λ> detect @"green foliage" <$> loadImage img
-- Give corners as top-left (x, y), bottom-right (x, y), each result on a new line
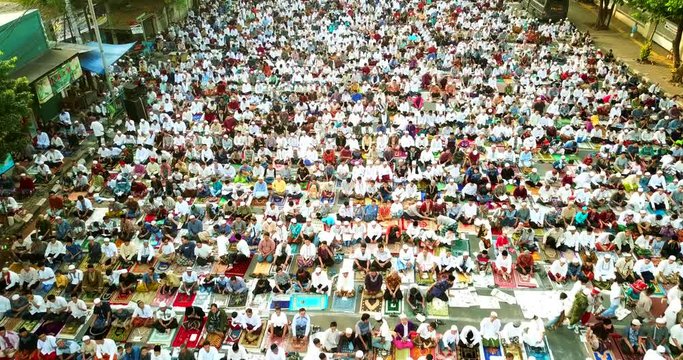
top-left (0, 54), bottom-right (34, 159)
top-left (639, 41), bottom-right (653, 61)
top-left (629, 0), bottom-right (683, 20)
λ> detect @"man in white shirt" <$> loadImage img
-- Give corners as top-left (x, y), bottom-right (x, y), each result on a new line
top-left (335, 267), bottom-right (355, 298)
top-left (66, 294), bottom-right (88, 322)
top-left (634, 257), bottom-right (656, 283)
top-left (26, 294), bottom-right (46, 319)
top-left (36, 334), bottom-right (58, 359)
top-left (440, 325), bottom-right (459, 355)
top-left (95, 338), bottom-right (117, 360)
top-left (0, 268), bottom-right (20, 292)
top-left (45, 294), bottom-right (68, 321)
top-left (265, 344), bottom-right (286, 360)
top-left (268, 306), bottom-right (289, 339)
top-left (547, 258), bottom-right (568, 283)
top-left (500, 321), bottom-right (523, 345)
top-left (131, 300), bottom-right (154, 327)
top-left (669, 317), bottom-right (683, 355)
top-left (656, 255), bottom-right (680, 285)
top-left (480, 312), bottom-right (501, 347)
top-left (311, 267), bottom-right (331, 293)
top-left (197, 341), bottom-right (221, 360)
top-left (137, 240), bottom-right (155, 264)
top-left (150, 345), bottom-right (171, 360)
top-left (180, 267), bottom-right (198, 295)
top-left (494, 250), bottom-right (513, 281)
top-left (226, 343), bottom-right (248, 360)
top-left (594, 255), bottom-right (616, 282)
top-left (37, 264), bottom-right (56, 295)
top-left (320, 322), bottom-right (341, 352)
top-left (65, 265), bottom-right (83, 294)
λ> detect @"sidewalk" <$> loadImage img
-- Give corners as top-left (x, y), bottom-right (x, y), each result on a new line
top-left (567, 0), bottom-right (682, 97)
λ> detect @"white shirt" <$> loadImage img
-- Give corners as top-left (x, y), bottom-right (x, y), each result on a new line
top-left (38, 267), bottom-right (55, 285)
top-left (151, 350), bottom-right (171, 360)
top-left (479, 317), bottom-right (501, 340)
top-left (67, 299), bottom-right (88, 318)
top-left (95, 339), bottom-right (117, 360)
top-left (197, 347), bottom-right (221, 360)
top-left (29, 295), bottom-right (47, 314)
top-left (37, 335), bottom-right (57, 355)
top-left (46, 296), bottom-right (68, 313)
top-left (226, 346), bottom-right (248, 360)
top-left (133, 305), bottom-right (153, 318)
top-left (265, 348), bottom-right (286, 360)
top-left (269, 312), bottom-right (288, 327)
top-left (182, 271), bottom-right (198, 283)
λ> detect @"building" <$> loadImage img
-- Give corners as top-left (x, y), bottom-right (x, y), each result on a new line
top-left (0, 9), bottom-right (84, 124)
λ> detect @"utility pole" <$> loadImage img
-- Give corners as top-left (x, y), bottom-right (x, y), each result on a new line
top-left (86, 0), bottom-right (114, 94)
top-left (63, 0), bottom-right (82, 44)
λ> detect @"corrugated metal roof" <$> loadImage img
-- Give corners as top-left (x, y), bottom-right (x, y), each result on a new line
top-left (11, 48), bottom-right (79, 83)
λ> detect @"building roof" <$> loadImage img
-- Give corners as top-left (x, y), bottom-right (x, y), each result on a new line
top-left (11, 48), bottom-right (80, 83)
top-left (0, 9), bottom-right (34, 28)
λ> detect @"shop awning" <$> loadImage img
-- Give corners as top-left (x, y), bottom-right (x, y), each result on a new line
top-left (12, 48), bottom-right (80, 83)
top-left (79, 41), bottom-right (135, 75)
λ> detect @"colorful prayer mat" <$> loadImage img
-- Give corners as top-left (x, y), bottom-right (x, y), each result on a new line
top-left (426, 298), bottom-right (449, 318)
top-left (359, 293), bottom-right (384, 313)
top-left (289, 293), bottom-right (328, 311)
top-left (331, 293), bottom-right (358, 313)
top-left (239, 322), bottom-right (266, 349)
top-left (227, 292), bottom-right (248, 308)
top-left (384, 299), bottom-right (403, 316)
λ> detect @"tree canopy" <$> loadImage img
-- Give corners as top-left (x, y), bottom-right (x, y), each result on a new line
top-left (0, 54), bottom-right (34, 159)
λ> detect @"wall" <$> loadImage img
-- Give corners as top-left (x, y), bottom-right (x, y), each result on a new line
top-left (613, 4), bottom-right (678, 54)
top-left (0, 10), bottom-right (49, 69)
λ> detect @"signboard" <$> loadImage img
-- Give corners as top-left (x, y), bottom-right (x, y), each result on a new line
top-left (48, 57), bottom-right (83, 93)
top-left (35, 76), bottom-right (54, 104)
top-left (130, 24), bottom-right (144, 34)
top-left (35, 57), bottom-right (83, 104)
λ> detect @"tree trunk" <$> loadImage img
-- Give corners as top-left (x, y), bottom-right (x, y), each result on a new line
top-left (646, 19), bottom-right (659, 43)
top-left (673, 19), bottom-right (683, 69)
top-left (596, 0), bottom-right (611, 30)
top-left (606, 0), bottom-right (617, 28)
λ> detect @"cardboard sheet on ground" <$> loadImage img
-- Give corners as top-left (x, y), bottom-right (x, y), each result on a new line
top-left (478, 296), bottom-right (501, 309)
top-left (448, 289), bottom-right (479, 308)
top-left (514, 290), bottom-right (560, 319)
top-left (491, 288), bottom-right (517, 305)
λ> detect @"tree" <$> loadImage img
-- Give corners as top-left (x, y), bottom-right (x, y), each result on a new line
top-left (629, 0), bottom-right (683, 78)
top-left (0, 55), bottom-right (34, 160)
top-left (596, 0), bottom-right (623, 30)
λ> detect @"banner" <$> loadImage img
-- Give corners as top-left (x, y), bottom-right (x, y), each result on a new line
top-left (35, 76), bottom-right (54, 104)
top-left (48, 57), bottom-right (82, 93)
top-left (0, 154), bottom-right (15, 176)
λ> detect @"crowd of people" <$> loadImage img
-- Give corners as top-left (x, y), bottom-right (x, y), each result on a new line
top-left (1, 0), bottom-right (683, 358)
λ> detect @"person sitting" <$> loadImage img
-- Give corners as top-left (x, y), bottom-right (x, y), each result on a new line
top-left (353, 243), bottom-right (372, 272)
top-left (363, 269), bottom-right (383, 299)
top-left (372, 244), bottom-right (392, 271)
top-left (154, 302), bottom-right (178, 333)
top-left (205, 303), bottom-right (228, 346)
top-left (516, 250), bottom-right (535, 277)
top-left (291, 308), bottom-right (311, 345)
top-left (547, 258), bottom-right (568, 284)
top-left (393, 314), bottom-right (417, 349)
top-left (297, 238), bottom-right (317, 269)
top-left (273, 266), bottom-right (292, 294)
top-left (413, 321), bottom-right (437, 349)
top-left (426, 275), bottom-right (455, 303)
top-left (267, 306), bottom-right (289, 339)
top-left (180, 267), bottom-right (198, 295)
top-left (336, 267), bottom-right (355, 298)
top-left (416, 247), bottom-right (436, 280)
top-left (384, 271), bottom-right (403, 301)
top-left (131, 300), bottom-right (154, 327)
top-left (493, 250), bottom-right (513, 281)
